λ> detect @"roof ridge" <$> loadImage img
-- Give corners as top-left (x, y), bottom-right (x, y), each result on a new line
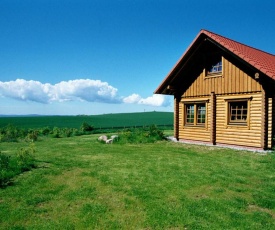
top-left (154, 29), bottom-right (275, 95)
top-left (201, 29), bottom-right (275, 57)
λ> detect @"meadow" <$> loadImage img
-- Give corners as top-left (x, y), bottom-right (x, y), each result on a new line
top-left (0, 133), bottom-right (274, 229)
top-left (0, 111), bottom-right (173, 129)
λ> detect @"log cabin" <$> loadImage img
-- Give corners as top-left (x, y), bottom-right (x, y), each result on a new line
top-left (154, 30), bottom-right (275, 150)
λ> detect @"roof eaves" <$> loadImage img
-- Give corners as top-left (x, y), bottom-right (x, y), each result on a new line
top-left (154, 30), bottom-right (207, 94)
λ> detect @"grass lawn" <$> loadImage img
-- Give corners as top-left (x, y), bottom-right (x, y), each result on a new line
top-left (0, 135), bottom-right (274, 229)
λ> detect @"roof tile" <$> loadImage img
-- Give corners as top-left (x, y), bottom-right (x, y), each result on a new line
top-left (202, 30), bottom-right (275, 80)
top-left (154, 30), bottom-right (275, 94)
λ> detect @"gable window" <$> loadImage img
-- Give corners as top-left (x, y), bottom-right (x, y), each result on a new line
top-left (205, 56), bottom-right (223, 77)
top-left (208, 60), bottom-right (222, 74)
top-left (228, 101), bottom-right (248, 125)
top-left (185, 103), bottom-right (206, 126)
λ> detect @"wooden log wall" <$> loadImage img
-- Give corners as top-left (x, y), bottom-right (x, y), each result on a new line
top-left (182, 57), bottom-right (262, 97)
top-left (261, 89), bottom-right (267, 149)
top-left (273, 95), bottom-right (275, 148)
top-left (179, 98), bottom-right (211, 142)
top-left (210, 92), bottom-right (216, 145)
top-left (215, 93), bottom-right (262, 148)
top-left (174, 97), bottom-right (179, 139)
top-left (176, 55), bottom-right (268, 148)
top-left (267, 96), bottom-right (274, 149)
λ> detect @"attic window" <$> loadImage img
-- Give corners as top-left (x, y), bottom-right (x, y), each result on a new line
top-left (206, 57), bottom-right (222, 77)
top-left (209, 60), bottom-right (222, 73)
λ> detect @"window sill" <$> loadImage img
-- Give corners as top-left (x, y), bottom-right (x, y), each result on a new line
top-left (229, 122), bottom-right (247, 125)
top-left (205, 72), bottom-right (222, 78)
top-left (226, 123), bottom-right (249, 130)
top-left (184, 124), bottom-right (206, 128)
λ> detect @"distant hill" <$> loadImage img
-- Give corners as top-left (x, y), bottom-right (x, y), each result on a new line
top-left (0, 111), bottom-right (173, 129)
top-left (0, 114), bottom-right (44, 117)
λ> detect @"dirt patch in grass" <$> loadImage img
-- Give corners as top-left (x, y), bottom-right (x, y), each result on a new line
top-left (248, 205), bottom-right (275, 218)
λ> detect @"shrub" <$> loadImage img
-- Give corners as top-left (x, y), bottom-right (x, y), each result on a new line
top-left (50, 127), bottom-right (80, 138)
top-left (0, 152), bottom-right (14, 187)
top-left (62, 128), bottom-right (74, 137)
top-left (26, 130), bottom-right (39, 142)
top-left (0, 169), bottom-right (14, 187)
top-left (51, 127), bottom-right (61, 138)
top-left (0, 124), bottom-right (26, 142)
top-left (116, 125), bottom-right (165, 144)
top-left (80, 122), bottom-right (94, 132)
top-left (0, 145), bottom-right (36, 187)
top-left (0, 125), bottom-right (39, 142)
top-left (40, 127), bottom-right (51, 135)
top-left (0, 152), bottom-right (10, 170)
top-left (16, 144), bottom-right (36, 171)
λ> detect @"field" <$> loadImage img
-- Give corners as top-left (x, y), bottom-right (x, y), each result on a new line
top-left (0, 134), bottom-right (275, 229)
top-left (0, 111), bottom-right (173, 129)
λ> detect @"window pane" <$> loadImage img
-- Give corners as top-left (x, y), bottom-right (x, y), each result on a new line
top-left (197, 103), bottom-right (206, 124)
top-left (229, 101), bottom-right (248, 124)
top-left (209, 60), bottom-right (222, 73)
top-left (186, 105), bottom-right (194, 124)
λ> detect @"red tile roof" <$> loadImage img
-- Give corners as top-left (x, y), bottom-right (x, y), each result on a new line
top-left (202, 29), bottom-right (275, 80)
top-left (155, 30), bottom-right (275, 94)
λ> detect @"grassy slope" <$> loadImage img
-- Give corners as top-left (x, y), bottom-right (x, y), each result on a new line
top-left (0, 112), bottom-right (173, 129)
top-left (0, 135), bottom-right (274, 229)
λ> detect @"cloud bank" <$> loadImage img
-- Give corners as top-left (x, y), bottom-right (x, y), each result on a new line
top-left (0, 79), bottom-right (170, 107)
top-left (123, 93), bottom-right (170, 107)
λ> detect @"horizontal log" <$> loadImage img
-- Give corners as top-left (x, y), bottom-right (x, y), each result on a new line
top-left (180, 136), bottom-right (210, 142)
top-left (216, 141), bottom-right (261, 147)
top-left (216, 133), bottom-right (261, 139)
top-left (179, 130), bottom-right (210, 135)
top-left (216, 138), bottom-right (261, 146)
top-left (217, 132), bottom-right (261, 138)
top-left (179, 131), bottom-right (210, 136)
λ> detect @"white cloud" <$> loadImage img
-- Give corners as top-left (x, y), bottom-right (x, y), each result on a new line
top-left (123, 93), bottom-right (142, 104)
top-left (0, 79), bottom-right (171, 107)
top-left (139, 94), bottom-right (169, 106)
top-left (124, 93), bottom-right (170, 107)
top-left (51, 79), bottom-right (119, 103)
top-left (0, 79), bottom-right (120, 104)
top-left (0, 79), bottom-right (51, 103)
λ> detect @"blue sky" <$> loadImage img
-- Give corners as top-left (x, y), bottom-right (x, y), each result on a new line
top-left (0, 0), bottom-right (275, 115)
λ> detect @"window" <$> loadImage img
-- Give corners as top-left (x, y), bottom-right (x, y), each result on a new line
top-left (205, 56), bottom-right (223, 77)
top-left (224, 97), bottom-right (251, 128)
top-left (208, 60), bottom-right (222, 74)
top-left (185, 103), bottom-right (206, 126)
top-left (228, 101), bottom-right (248, 125)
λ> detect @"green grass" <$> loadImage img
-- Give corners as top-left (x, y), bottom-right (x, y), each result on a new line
top-left (0, 135), bottom-right (274, 229)
top-left (0, 111), bottom-right (173, 129)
